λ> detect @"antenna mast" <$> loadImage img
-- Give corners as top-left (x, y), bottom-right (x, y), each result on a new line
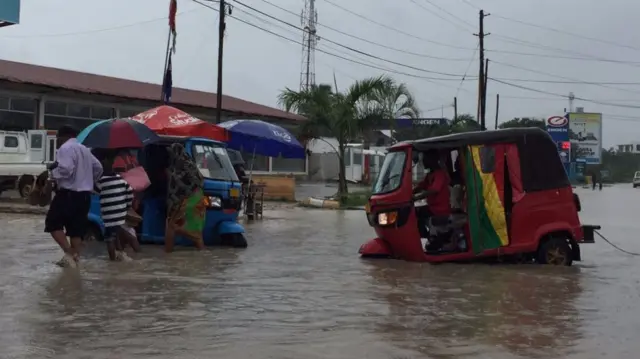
top-left (300, 0), bottom-right (318, 91)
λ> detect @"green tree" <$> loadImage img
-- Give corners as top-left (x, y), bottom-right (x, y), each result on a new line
top-left (361, 79), bottom-right (420, 148)
top-left (498, 117), bottom-right (546, 129)
top-left (278, 76), bottom-right (393, 200)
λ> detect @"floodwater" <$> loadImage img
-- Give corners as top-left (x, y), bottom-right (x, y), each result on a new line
top-left (1, 186), bottom-right (640, 359)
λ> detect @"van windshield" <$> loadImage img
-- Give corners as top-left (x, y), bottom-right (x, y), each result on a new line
top-left (372, 151), bottom-right (407, 194)
top-left (192, 143), bottom-right (239, 182)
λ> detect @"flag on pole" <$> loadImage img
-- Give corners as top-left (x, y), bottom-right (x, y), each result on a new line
top-left (162, 55), bottom-right (173, 104)
top-left (169, 0), bottom-right (177, 52)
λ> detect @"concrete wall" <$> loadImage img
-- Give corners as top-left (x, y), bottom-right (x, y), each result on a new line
top-left (308, 152), bottom-right (340, 181)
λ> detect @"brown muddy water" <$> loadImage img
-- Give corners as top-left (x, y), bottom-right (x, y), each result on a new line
top-left (0, 186), bottom-right (639, 358)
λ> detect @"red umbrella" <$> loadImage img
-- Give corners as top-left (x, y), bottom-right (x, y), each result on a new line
top-left (130, 105), bottom-right (229, 141)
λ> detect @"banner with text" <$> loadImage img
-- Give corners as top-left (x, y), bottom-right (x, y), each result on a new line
top-left (568, 112), bottom-right (602, 164)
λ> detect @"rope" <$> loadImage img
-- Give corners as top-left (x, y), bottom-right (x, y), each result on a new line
top-left (595, 230), bottom-right (640, 256)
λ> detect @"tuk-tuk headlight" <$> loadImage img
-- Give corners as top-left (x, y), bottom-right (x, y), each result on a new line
top-left (204, 195), bottom-right (222, 208)
top-left (378, 211), bottom-right (398, 226)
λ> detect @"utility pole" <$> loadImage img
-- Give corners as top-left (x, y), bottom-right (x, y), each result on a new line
top-left (481, 58), bottom-right (489, 130)
top-left (474, 10), bottom-right (490, 129)
top-left (494, 94), bottom-right (500, 130)
top-left (216, 0), bottom-right (231, 124)
top-left (453, 96), bottom-right (458, 120)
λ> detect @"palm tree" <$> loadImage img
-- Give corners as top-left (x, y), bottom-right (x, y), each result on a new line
top-left (361, 79), bottom-right (420, 147)
top-left (278, 76), bottom-right (392, 200)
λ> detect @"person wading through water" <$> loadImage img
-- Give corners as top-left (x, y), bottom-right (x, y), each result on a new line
top-left (45, 125), bottom-right (103, 268)
top-left (165, 143), bottom-right (206, 252)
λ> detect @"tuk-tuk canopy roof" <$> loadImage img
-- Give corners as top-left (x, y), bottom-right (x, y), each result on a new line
top-left (393, 128), bottom-right (552, 151)
top-left (395, 127), bottom-right (570, 193)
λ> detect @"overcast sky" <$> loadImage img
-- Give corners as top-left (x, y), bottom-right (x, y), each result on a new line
top-left (1, 0), bottom-right (639, 147)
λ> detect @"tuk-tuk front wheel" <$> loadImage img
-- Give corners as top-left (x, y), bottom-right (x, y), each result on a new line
top-left (537, 237), bottom-right (573, 266)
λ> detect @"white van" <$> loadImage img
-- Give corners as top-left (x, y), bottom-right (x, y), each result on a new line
top-left (633, 171), bottom-right (640, 188)
top-left (0, 130), bottom-right (56, 197)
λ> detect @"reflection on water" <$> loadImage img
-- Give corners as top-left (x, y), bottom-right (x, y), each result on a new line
top-left (1, 188), bottom-right (640, 358)
top-left (367, 261), bottom-right (583, 358)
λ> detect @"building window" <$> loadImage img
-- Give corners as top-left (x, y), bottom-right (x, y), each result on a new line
top-left (120, 108), bottom-right (143, 118)
top-left (10, 98), bottom-right (37, 113)
top-left (4, 136), bottom-right (19, 148)
top-left (45, 101), bottom-right (67, 116)
top-left (67, 103), bottom-right (91, 118)
top-left (272, 157), bottom-right (306, 173)
top-left (91, 106), bottom-right (114, 119)
top-left (0, 109), bottom-right (35, 132)
top-left (353, 149), bottom-right (363, 165)
top-left (0, 97), bottom-right (9, 110)
top-left (44, 115), bottom-right (95, 131)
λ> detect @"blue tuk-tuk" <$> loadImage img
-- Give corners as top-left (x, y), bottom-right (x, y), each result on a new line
top-left (85, 136), bottom-right (247, 248)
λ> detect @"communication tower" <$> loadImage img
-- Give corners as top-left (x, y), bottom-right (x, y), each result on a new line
top-left (299, 0), bottom-right (318, 91)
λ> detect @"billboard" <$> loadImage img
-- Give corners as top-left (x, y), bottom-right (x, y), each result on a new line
top-left (546, 115), bottom-right (570, 172)
top-left (568, 112), bottom-right (602, 164)
top-left (0, 0), bottom-right (20, 27)
top-left (395, 117), bottom-right (447, 128)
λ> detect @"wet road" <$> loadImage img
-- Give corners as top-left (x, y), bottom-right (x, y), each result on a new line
top-left (1, 186), bottom-right (640, 358)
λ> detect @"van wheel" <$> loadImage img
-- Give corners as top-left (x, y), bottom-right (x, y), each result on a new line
top-left (18, 176), bottom-right (34, 198)
top-left (83, 225), bottom-right (103, 242)
top-left (634, 184), bottom-right (639, 188)
top-left (537, 237), bottom-right (573, 266)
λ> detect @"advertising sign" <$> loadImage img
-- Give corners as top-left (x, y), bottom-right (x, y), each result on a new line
top-left (396, 118), bottom-right (447, 128)
top-left (568, 112), bottom-right (602, 164)
top-left (546, 115), bottom-right (569, 142)
top-left (0, 0), bottom-right (20, 27)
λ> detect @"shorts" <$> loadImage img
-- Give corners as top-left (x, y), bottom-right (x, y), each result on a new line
top-left (44, 189), bottom-right (91, 238)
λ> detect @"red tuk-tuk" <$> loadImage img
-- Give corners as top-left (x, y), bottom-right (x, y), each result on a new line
top-left (359, 128), bottom-right (599, 265)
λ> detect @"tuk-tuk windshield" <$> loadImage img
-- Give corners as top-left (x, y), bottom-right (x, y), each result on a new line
top-left (372, 151), bottom-right (407, 194)
top-left (192, 143), bottom-right (239, 182)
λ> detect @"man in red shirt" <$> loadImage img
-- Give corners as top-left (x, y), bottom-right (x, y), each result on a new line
top-left (414, 150), bottom-right (452, 251)
top-left (415, 151), bottom-right (451, 216)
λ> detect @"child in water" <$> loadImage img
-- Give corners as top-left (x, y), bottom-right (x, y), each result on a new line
top-left (95, 153), bottom-right (136, 261)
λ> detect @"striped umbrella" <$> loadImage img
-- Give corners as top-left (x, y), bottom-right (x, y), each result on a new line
top-left (77, 118), bottom-right (160, 149)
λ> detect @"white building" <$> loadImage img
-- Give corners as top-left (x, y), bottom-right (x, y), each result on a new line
top-left (617, 143), bottom-right (640, 154)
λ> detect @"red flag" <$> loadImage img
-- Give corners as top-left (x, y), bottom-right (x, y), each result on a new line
top-left (169, 0), bottom-right (177, 34)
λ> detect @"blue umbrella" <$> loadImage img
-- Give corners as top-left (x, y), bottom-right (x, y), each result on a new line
top-left (218, 120), bottom-right (305, 159)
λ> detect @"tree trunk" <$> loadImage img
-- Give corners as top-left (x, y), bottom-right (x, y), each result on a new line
top-left (337, 141), bottom-right (349, 202)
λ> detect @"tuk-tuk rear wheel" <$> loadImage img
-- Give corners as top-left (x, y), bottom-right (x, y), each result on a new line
top-left (537, 237), bottom-right (573, 266)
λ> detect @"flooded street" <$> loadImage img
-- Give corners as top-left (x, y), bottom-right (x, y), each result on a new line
top-left (1, 186), bottom-right (640, 358)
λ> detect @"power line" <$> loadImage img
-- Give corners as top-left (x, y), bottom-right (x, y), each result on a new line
top-left (455, 44), bottom-right (478, 97)
top-left (258, 0), bottom-right (640, 66)
top-left (230, 0), bottom-right (468, 77)
top-left (257, 0), bottom-right (473, 62)
top-left (486, 48), bottom-right (640, 65)
top-left (491, 34), bottom-right (640, 69)
top-left (458, 0), bottom-right (481, 10)
top-left (323, 0), bottom-right (476, 50)
top-left (420, 0), bottom-right (475, 29)
top-left (0, 10), bottom-right (198, 39)
top-left (192, 0), bottom-right (474, 89)
top-left (492, 14), bottom-right (640, 52)
top-left (408, 0), bottom-right (473, 32)
top-left (491, 60), bottom-right (640, 95)
top-left (490, 77), bottom-right (640, 109)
